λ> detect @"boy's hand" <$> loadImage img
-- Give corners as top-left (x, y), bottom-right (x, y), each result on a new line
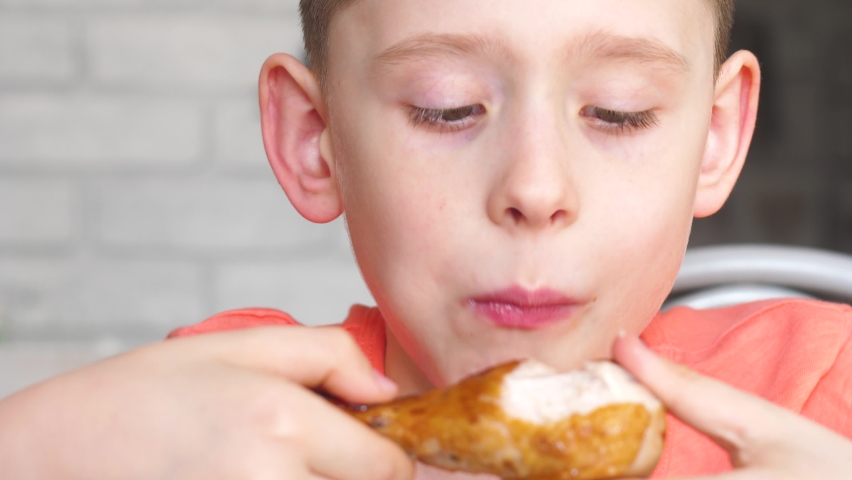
top-left (0, 327), bottom-right (414, 480)
top-left (613, 334), bottom-right (852, 480)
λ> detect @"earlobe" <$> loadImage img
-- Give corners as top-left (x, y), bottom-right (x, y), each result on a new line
top-left (693, 50), bottom-right (762, 218)
top-left (259, 53), bottom-right (343, 224)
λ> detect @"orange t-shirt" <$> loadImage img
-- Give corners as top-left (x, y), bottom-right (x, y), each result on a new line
top-left (168, 298), bottom-right (852, 478)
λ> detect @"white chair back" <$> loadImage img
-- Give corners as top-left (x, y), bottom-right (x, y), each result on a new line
top-left (664, 245), bottom-right (852, 310)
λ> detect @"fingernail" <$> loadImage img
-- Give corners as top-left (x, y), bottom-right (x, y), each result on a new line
top-left (372, 370), bottom-right (398, 394)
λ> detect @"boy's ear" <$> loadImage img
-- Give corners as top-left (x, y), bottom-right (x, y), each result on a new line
top-left (693, 50), bottom-right (762, 218)
top-left (259, 53), bottom-right (342, 223)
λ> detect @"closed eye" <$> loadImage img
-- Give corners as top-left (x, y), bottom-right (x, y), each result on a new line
top-left (409, 104), bottom-right (486, 132)
top-left (581, 106), bottom-right (658, 134)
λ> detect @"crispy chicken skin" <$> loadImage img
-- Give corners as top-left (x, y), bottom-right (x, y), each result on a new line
top-left (349, 360), bottom-right (666, 480)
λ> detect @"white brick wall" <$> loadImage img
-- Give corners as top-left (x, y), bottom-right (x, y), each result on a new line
top-left (0, 0), bottom-right (375, 354)
top-left (0, 15), bottom-right (77, 84)
top-left (88, 15), bottom-right (303, 91)
top-left (215, 257), bottom-right (373, 327)
top-left (0, 179), bottom-right (77, 246)
top-left (0, 257), bottom-right (205, 338)
top-left (215, 97), bottom-right (269, 170)
top-left (0, 0), bottom-right (298, 9)
top-left (0, 94), bottom-right (203, 167)
top-left (95, 178), bottom-right (329, 252)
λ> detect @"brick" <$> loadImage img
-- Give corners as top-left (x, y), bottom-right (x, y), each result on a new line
top-left (0, 16), bottom-right (77, 83)
top-left (0, 178), bottom-right (77, 246)
top-left (0, 0), bottom-right (298, 11)
top-left (0, 94), bottom-right (202, 168)
top-left (0, 257), bottom-right (204, 339)
top-left (214, 97), bottom-right (269, 170)
top-left (88, 14), bottom-right (303, 91)
top-left (328, 217), bottom-right (356, 255)
top-left (95, 178), bottom-right (330, 251)
top-left (215, 257), bottom-right (375, 326)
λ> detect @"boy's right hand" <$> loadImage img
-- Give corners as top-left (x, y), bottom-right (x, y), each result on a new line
top-left (0, 327), bottom-right (414, 480)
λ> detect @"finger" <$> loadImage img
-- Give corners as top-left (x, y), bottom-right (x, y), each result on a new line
top-left (284, 383), bottom-right (414, 480)
top-left (619, 473), bottom-right (766, 480)
top-left (262, 455), bottom-right (332, 480)
top-left (612, 334), bottom-right (801, 462)
top-left (674, 469), bottom-right (787, 480)
top-left (670, 473), bottom-right (771, 480)
top-left (247, 454), bottom-right (327, 480)
top-left (171, 326), bottom-right (398, 405)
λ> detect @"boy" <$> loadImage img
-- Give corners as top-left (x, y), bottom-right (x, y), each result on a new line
top-left (0, 0), bottom-right (850, 478)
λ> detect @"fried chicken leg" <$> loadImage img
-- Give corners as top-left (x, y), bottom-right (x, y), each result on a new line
top-left (348, 360), bottom-right (665, 480)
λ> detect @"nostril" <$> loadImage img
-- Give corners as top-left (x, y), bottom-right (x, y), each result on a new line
top-left (509, 207), bottom-right (523, 222)
top-left (551, 210), bottom-right (569, 224)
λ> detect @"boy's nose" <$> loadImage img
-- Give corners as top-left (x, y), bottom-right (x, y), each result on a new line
top-left (486, 121), bottom-right (580, 231)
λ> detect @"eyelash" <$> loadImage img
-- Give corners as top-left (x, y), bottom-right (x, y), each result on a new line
top-left (409, 105), bottom-right (485, 132)
top-left (407, 104), bottom-right (658, 135)
top-left (582, 106), bottom-right (659, 134)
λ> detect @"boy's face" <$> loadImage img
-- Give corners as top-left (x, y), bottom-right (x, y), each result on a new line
top-left (324, 0), bottom-right (717, 386)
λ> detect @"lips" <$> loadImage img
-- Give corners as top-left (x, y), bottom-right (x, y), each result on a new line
top-left (468, 286), bottom-right (581, 330)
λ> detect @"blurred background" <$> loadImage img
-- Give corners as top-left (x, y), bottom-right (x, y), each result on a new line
top-left (0, 0), bottom-right (850, 396)
top-left (691, 0), bottom-right (852, 251)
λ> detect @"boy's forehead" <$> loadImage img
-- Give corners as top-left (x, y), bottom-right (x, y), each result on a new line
top-left (332, 0), bottom-right (714, 76)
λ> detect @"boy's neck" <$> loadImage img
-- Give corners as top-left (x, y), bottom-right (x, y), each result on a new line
top-left (384, 326), bottom-right (435, 396)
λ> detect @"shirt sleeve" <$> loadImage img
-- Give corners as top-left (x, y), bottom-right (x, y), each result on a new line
top-left (166, 308), bottom-right (300, 339)
top-left (799, 307), bottom-right (852, 439)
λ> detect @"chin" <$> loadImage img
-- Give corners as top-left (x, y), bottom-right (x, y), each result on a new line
top-left (435, 317), bottom-right (619, 385)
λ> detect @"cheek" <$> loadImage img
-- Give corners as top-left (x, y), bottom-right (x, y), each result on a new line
top-left (586, 136), bottom-right (703, 327)
top-left (334, 114), bottom-right (461, 300)
top-left (335, 120), bottom-right (469, 381)
top-left (611, 174), bottom-right (694, 322)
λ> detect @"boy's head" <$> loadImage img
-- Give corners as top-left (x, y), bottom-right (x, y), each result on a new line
top-left (258, 0), bottom-right (760, 391)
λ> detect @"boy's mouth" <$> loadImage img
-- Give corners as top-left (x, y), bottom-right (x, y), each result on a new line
top-left (467, 286), bottom-right (581, 330)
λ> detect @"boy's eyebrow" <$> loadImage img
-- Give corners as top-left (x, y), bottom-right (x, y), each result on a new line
top-left (371, 32), bottom-right (689, 74)
top-left (576, 31), bottom-right (690, 74)
top-left (372, 33), bottom-right (515, 70)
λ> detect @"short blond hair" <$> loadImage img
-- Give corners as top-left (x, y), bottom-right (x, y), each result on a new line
top-left (300, 0), bottom-right (735, 85)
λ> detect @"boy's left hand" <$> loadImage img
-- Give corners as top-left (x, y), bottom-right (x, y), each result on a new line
top-left (613, 334), bottom-right (852, 480)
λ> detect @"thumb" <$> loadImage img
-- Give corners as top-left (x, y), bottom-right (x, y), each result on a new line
top-left (612, 334), bottom-right (797, 467)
